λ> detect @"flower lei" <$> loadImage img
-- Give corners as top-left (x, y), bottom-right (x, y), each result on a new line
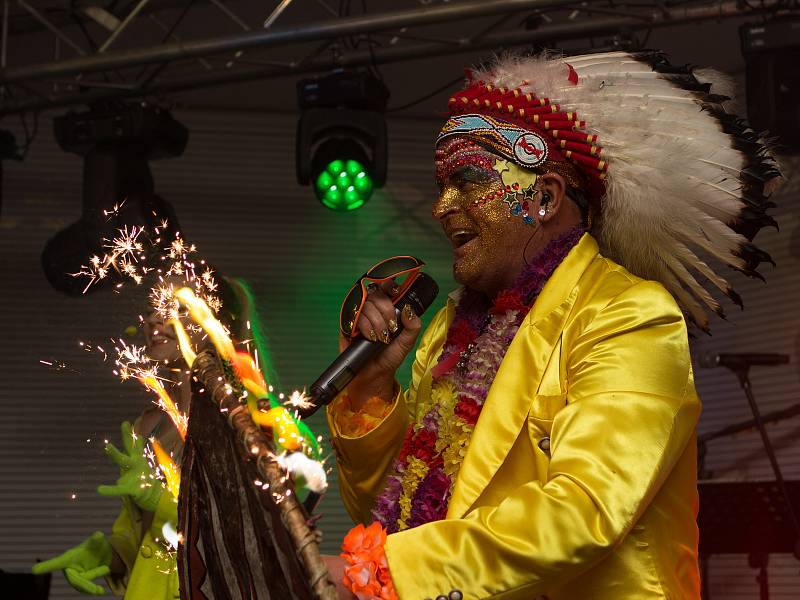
top-left (372, 227), bottom-right (585, 533)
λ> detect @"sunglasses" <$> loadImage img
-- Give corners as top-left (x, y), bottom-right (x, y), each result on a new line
top-left (339, 255), bottom-right (425, 339)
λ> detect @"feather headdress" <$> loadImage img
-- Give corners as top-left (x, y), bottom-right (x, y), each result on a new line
top-left (439, 51), bottom-right (780, 332)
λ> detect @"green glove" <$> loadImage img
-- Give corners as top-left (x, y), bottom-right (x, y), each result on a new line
top-left (31, 531), bottom-right (112, 595)
top-left (97, 420), bottom-right (163, 512)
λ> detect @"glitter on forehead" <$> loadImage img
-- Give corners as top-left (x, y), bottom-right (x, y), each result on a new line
top-left (434, 136), bottom-right (500, 188)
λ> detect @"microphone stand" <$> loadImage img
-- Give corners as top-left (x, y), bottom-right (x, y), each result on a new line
top-left (697, 402), bottom-right (800, 479)
top-left (729, 364), bottom-right (800, 600)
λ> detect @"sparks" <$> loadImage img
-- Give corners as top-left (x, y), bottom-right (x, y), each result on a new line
top-left (286, 390), bottom-right (315, 411)
top-left (151, 438), bottom-right (181, 500)
top-left (139, 375), bottom-right (187, 441)
top-left (72, 225), bottom-right (146, 293)
top-left (102, 199), bottom-right (126, 219)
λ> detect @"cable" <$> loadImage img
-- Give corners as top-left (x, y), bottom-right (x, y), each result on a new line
top-left (386, 75), bottom-right (464, 113)
top-left (18, 111), bottom-right (38, 159)
top-left (361, 0), bottom-right (384, 82)
top-left (136, 0), bottom-right (197, 89)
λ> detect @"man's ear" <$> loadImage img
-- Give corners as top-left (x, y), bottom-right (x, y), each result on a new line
top-left (535, 172), bottom-right (567, 223)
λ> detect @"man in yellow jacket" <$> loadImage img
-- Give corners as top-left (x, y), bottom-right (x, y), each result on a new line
top-left (325, 52), bottom-right (778, 599)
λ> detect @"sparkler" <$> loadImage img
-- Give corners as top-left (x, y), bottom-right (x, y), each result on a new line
top-left (110, 338), bottom-right (188, 439)
top-left (139, 375), bottom-right (188, 441)
top-left (72, 225), bottom-right (148, 293)
top-left (286, 390), bottom-right (315, 412)
top-left (67, 217), bottom-right (326, 508)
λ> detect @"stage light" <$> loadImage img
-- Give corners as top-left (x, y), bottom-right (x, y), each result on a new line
top-left (296, 70), bottom-right (388, 211)
top-left (311, 138), bottom-right (374, 211)
top-left (740, 18), bottom-right (800, 154)
top-left (42, 102), bottom-right (187, 295)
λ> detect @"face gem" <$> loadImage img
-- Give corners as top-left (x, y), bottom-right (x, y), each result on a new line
top-left (435, 137), bottom-right (499, 191)
top-left (490, 158), bottom-right (540, 225)
top-left (522, 184), bottom-right (538, 201)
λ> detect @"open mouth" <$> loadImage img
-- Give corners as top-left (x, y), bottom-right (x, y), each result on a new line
top-left (148, 327), bottom-right (176, 346)
top-left (449, 230), bottom-right (478, 249)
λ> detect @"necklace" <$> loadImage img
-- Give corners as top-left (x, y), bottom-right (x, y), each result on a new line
top-left (372, 227), bottom-right (586, 533)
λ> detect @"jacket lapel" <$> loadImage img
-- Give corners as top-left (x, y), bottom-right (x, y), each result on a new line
top-left (446, 233), bottom-right (599, 518)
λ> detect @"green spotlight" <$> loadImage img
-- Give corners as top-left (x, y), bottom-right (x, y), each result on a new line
top-left (296, 72), bottom-right (388, 211)
top-left (314, 157), bottom-right (372, 211)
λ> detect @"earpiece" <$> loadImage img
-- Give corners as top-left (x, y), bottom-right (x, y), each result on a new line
top-left (538, 192), bottom-right (551, 217)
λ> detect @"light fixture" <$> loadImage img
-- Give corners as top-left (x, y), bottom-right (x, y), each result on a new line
top-left (296, 70), bottom-right (388, 211)
top-left (740, 18), bottom-right (800, 154)
top-left (42, 102), bottom-right (187, 295)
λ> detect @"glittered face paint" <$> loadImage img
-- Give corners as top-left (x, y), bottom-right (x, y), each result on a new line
top-left (435, 136), bottom-right (543, 225)
top-left (433, 136), bottom-right (541, 296)
top-left (435, 137), bottom-right (499, 191)
top-left (492, 158), bottom-right (541, 225)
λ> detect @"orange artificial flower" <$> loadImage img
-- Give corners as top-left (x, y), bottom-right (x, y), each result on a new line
top-left (341, 523), bottom-right (398, 600)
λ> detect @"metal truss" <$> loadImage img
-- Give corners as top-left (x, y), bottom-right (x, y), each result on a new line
top-left (0, 0), bottom-right (794, 116)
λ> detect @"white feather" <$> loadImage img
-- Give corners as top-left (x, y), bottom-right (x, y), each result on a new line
top-left (471, 52), bottom-right (773, 325)
top-left (277, 452), bottom-right (328, 493)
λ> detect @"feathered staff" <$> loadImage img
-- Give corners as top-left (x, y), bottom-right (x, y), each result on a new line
top-left (178, 349), bottom-right (336, 600)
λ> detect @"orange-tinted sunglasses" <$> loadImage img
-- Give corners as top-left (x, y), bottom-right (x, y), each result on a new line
top-left (339, 255), bottom-right (425, 339)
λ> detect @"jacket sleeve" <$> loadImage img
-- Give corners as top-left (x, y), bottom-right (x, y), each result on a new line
top-left (327, 306), bottom-right (451, 524)
top-left (383, 280), bottom-right (701, 599)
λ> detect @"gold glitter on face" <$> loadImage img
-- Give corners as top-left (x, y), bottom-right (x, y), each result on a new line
top-left (433, 152), bottom-right (541, 296)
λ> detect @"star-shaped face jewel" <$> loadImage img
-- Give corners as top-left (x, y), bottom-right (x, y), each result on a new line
top-left (492, 158), bottom-right (510, 177)
top-left (522, 184), bottom-right (538, 201)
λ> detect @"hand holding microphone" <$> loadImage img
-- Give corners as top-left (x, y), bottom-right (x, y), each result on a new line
top-left (302, 257), bottom-right (438, 418)
top-left (342, 279), bottom-right (425, 407)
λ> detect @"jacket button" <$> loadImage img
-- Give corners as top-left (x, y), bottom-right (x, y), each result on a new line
top-left (140, 543), bottom-right (153, 558)
top-left (449, 590), bottom-right (464, 600)
top-left (538, 436), bottom-right (551, 452)
top-left (436, 596), bottom-right (448, 600)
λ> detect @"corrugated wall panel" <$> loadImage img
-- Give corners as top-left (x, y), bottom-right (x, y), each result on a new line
top-left (0, 109), bottom-right (453, 600)
top-left (691, 158), bottom-right (800, 599)
top-left (1, 109), bottom-right (798, 599)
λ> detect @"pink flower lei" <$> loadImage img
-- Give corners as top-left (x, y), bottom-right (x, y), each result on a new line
top-left (372, 226), bottom-right (586, 533)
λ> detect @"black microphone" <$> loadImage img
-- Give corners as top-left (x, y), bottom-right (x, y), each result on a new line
top-left (699, 352), bottom-right (790, 370)
top-left (301, 272), bottom-right (439, 418)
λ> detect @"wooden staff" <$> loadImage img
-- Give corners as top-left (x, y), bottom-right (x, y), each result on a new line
top-left (191, 349), bottom-right (338, 600)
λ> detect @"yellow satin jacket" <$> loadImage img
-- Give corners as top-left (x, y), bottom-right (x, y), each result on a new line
top-left (328, 233), bottom-right (701, 600)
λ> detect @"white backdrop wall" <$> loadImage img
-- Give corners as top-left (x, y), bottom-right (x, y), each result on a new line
top-left (0, 109), bottom-right (797, 599)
